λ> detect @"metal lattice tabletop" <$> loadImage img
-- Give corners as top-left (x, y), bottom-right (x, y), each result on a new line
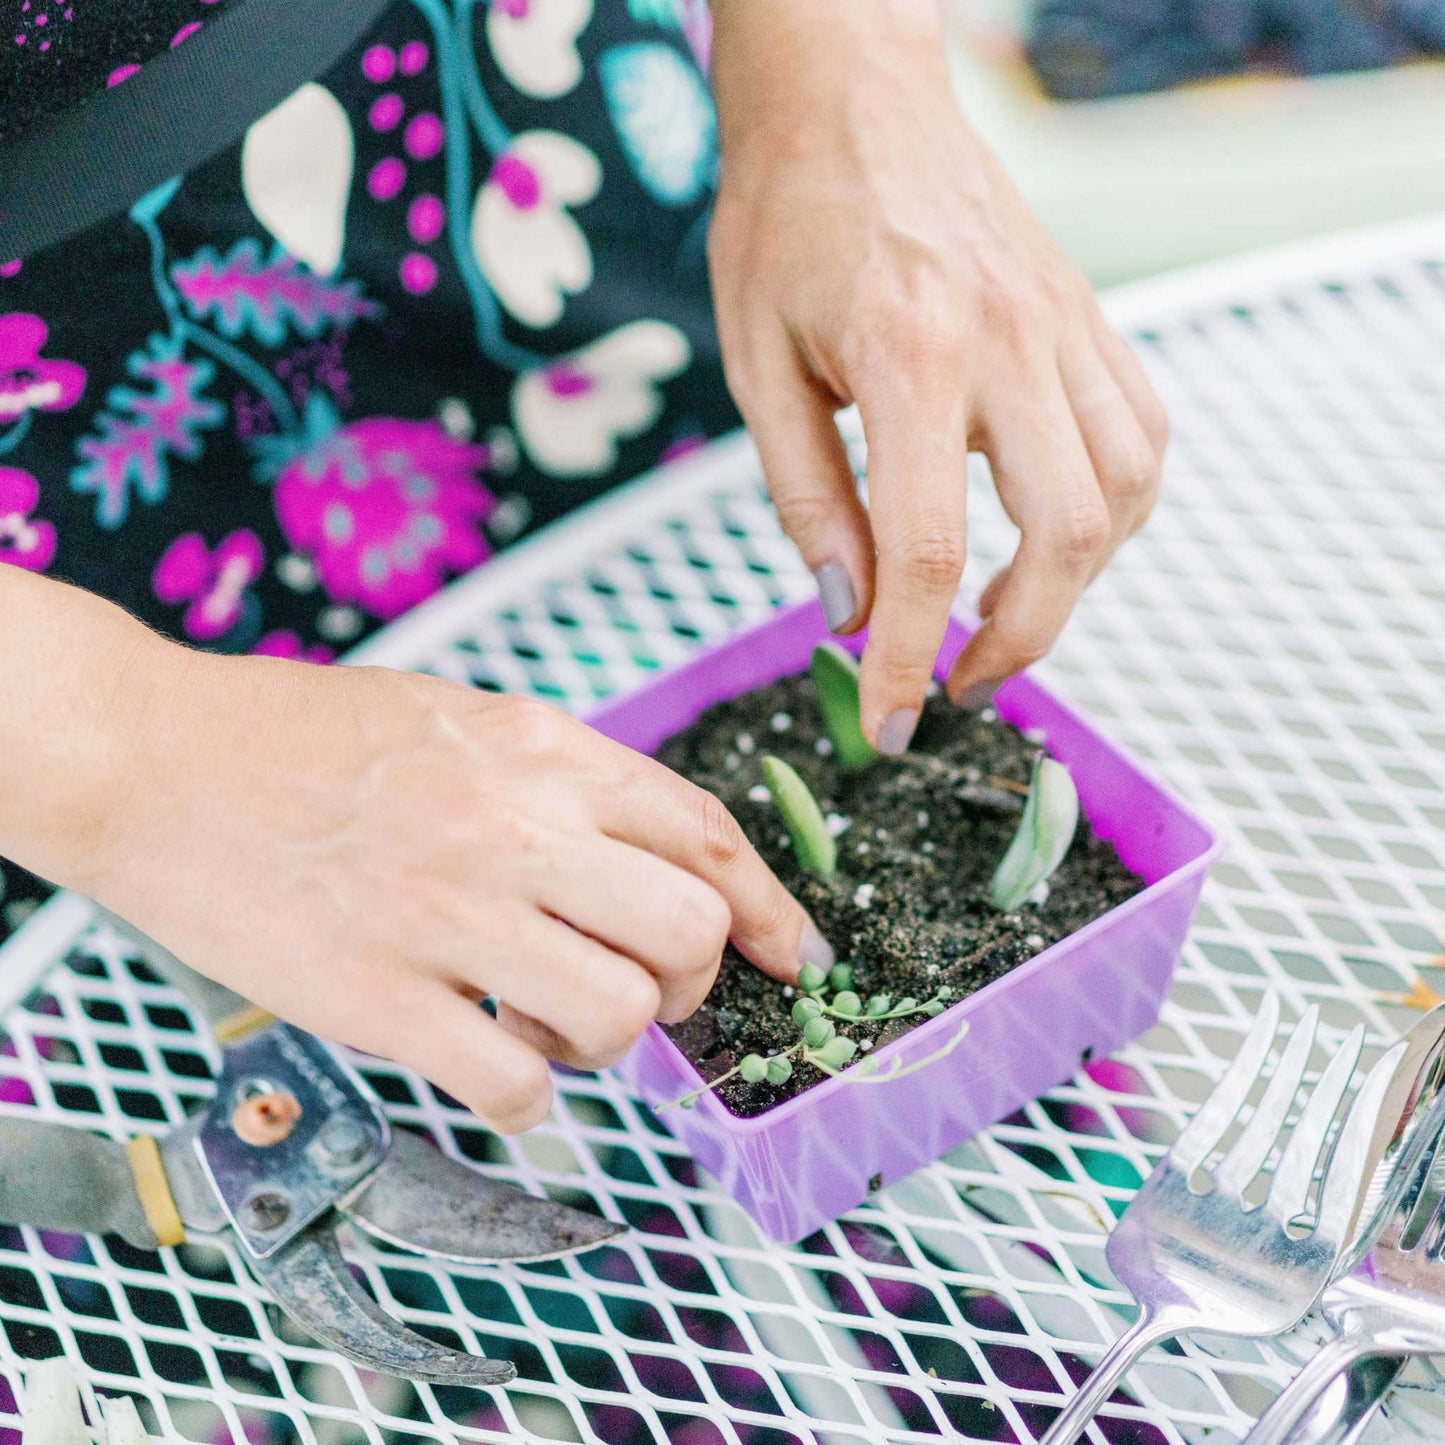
top-left (2, 216), bottom-right (1444, 1444)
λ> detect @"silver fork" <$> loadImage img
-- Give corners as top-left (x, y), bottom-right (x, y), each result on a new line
top-left (1241, 1085), bottom-right (1445, 1445)
top-left (1040, 993), bottom-right (1404, 1445)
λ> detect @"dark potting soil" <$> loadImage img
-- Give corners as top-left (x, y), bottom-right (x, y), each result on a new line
top-left (656, 674), bottom-right (1145, 1118)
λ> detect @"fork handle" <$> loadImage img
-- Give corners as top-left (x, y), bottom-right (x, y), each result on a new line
top-left (1309, 1355), bottom-right (1407, 1445)
top-left (1239, 1337), bottom-right (1403, 1445)
top-left (1039, 1308), bottom-right (1176, 1445)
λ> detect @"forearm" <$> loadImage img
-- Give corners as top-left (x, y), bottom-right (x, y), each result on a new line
top-left (0, 568), bottom-right (169, 894)
top-left (709, 0), bottom-right (953, 153)
top-left (710, 0), bottom-right (946, 59)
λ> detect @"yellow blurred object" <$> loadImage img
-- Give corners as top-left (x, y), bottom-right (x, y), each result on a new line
top-left (1392, 975), bottom-right (1445, 1012)
top-left (124, 1135), bottom-right (186, 1249)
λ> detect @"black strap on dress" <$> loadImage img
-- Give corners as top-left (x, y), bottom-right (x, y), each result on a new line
top-left (0, 0), bottom-right (392, 261)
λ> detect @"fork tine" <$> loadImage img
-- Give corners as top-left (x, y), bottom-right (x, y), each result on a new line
top-left (1172, 991), bottom-right (1281, 1177)
top-left (1400, 1117), bottom-right (1445, 1252)
top-left (1317, 1040), bottom-right (1410, 1247)
top-left (1413, 1190), bottom-right (1445, 1259)
top-left (1265, 1024), bottom-right (1363, 1223)
top-left (1215, 1005), bottom-right (1320, 1202)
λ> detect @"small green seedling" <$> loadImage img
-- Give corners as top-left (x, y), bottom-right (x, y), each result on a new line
top-left (664, 958), bottom-right (961, 1111)
top-left (989, 754), bottom-right (1080, 912)
top-left (762, 755), bottom-right (836, 875)
top-left (810, 643), bottom-right (879, 772)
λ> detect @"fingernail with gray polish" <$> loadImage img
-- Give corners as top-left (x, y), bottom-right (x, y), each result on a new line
top-left (956, 679), bottom-right (1000, 712)
top-left (877, 708), bottom-right (919, 757)
top-left (799, 920), bottom-right (835, 970)
top-left (814, 562), bottom-right (856, 633)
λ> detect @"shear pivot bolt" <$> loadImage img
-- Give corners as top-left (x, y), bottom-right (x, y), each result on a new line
top-left (317, 1117), bottom-right (370, 1166)
top-left (241, 1190), bottom-right (291, 1233)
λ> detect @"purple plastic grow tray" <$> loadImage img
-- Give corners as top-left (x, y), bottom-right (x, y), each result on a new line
top-left (590, 601), bottom-right (1223, 1243)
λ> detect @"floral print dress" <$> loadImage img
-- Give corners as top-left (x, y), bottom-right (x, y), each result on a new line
top-left (0, 0), bottom-right (730, 931)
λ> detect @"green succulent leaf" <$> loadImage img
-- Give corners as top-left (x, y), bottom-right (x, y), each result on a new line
top-left (923, 999), bottom-right (945, 1016)
top-left (832, 990), bottom-right (862, 1018)
top-left (792, 997), bottom-right (822, 1026)
top-left (827, 963), bottom-right (853, 992)
top-left (989, 754), bottom-right (1080, 912)
top-left (812, 1036), bottom-right (859, 1070)
top-left (810, 642), bottom-right (879, 773)
top-left (765, 1055), bottom-right (793, 1085)
top-left (797, 962), bottom-right (828, 993)
top-left (803, 1016), bottom-right (836, 1048)
top-left (762, 756), bottom-right (837, 876)
top-left (739, 1053), bottom-right (768, 1083)
top-left (866, 993), bottom-right (892, 1016)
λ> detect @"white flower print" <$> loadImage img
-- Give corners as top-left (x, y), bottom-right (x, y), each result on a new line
top-left (471, 132), bottom-right (602, 328)
top-left (486, 0), bottom-right (594, 99)
top-left (511, 320), bottom-right (691, 476)
top-left (242, 83), bottom-right (354, 276)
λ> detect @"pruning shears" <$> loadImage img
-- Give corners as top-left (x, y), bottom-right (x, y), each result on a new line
top-left (0, 907), bottom-right (624, 1386)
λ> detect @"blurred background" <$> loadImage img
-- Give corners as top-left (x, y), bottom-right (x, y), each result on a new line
top-left (946, 0), bottom-right (1445, 284)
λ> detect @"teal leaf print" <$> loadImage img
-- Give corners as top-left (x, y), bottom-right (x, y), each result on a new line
top-left (625, 0), bottom-right (681, 28)
top-left (70, 335), bottom-right (224, 529)
top-left (172, 240), bottom-right (380, 347)
top-left (129, 177), bottom-right (183, 226)
top-left (251, 389), bottom-right (342, 484)
top-left (600, 43), bottom-right (717, 208)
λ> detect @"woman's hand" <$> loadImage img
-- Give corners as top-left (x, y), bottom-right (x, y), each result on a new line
top-left (708, 0), bottom-right (1167, 752)
top-left (104, 652), bottom-right (832, 1131)
top-left (0, 572), bottom-right (827, 1133)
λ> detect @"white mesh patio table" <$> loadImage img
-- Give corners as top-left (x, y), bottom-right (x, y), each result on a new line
top-left (1, 216), bottom-right (1443, 1444)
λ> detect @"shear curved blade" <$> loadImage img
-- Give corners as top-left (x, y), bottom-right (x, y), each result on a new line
top-left (345, 1128), bottom-right (624, 1263)
top-left (251, 1223), bottom-right (515, 1386)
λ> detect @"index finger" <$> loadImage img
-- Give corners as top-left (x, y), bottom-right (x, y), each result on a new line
top-left (855, 384), bottom-right (971, 755)
top-left (947, 377), bottom-right (1110, 704)
top-left (589, 741), bottom-right (834, 983)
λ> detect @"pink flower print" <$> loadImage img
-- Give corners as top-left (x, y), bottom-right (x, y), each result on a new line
top-left (264, 397), bottom-right (495, 620)
top-left (252, 631), bottom-right (334, 664)
top-left (660, 433), bottom-right (706, 466)
top-left (0, 468), bottom-right (56, 572)
top-left (154, 529), bottom-right (265, 641)
top-left (0, 314), bottom-right (85, 422)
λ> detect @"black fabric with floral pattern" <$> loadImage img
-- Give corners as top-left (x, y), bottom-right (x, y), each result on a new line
top-left (0, 0), bottom-right (731, 939)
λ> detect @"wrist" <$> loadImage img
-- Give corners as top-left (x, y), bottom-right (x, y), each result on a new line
top-left (710, 0), bottom-right (954, 153)
top-left (0, 574), bottom-right (181, 898)
top-left (711, 0), bottom-right (945, 47)
top-left (75, 629), bottom-right (200, 900)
